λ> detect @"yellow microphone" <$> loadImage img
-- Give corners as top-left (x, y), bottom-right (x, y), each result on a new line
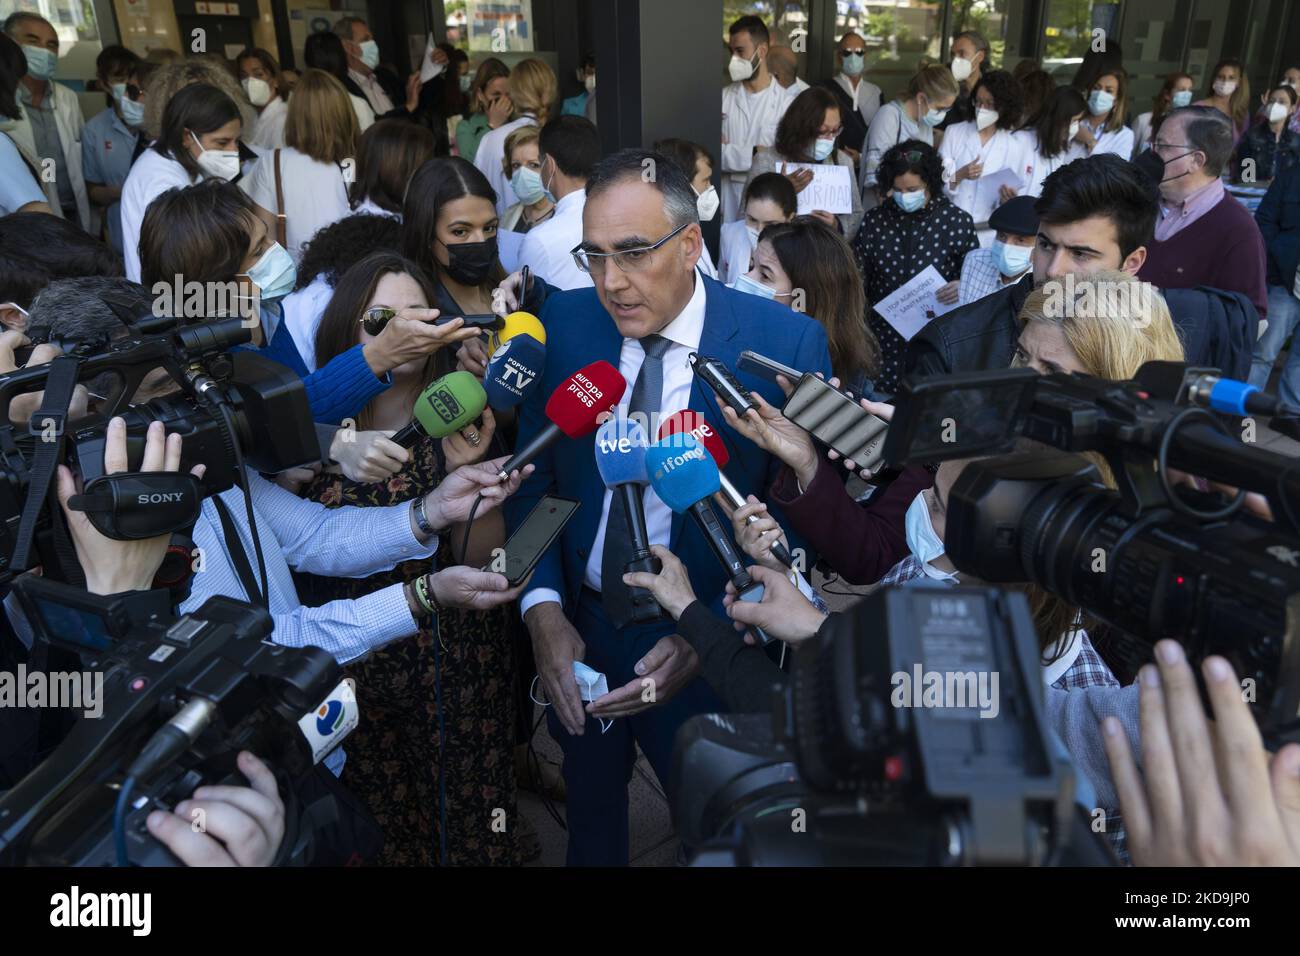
top-left (488, 311), bottom-right (546, 357)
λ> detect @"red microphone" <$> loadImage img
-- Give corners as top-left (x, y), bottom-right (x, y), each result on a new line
top-left (659, 409), bottom-right (794, 570)
top-left (496, 360), bottom-right (628, 479)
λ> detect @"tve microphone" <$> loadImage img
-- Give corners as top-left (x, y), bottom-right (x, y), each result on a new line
top-left (488, 310), bottom-right (546, 357)
top-left (483, 332), bottom-right (545, 409)
top-left (391, 370), bottom-right (487, 449)
top-left (658, 410), bottom-right (794, 569)
top-left (496, 360), bottom-right (628, 480)
top-left (594, 417), bottom-right (665, 623)
top-left (645, 434), bottom-right (773, 642)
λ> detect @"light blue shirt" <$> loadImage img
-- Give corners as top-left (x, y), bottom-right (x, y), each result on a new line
top-left (81, 107), bottom-right (138, 254)
top-left (180, 471), bottom-right (439, 775)
top-left (0, 131), bottom-right (45, 214)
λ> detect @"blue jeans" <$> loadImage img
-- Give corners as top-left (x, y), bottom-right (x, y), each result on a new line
top-left (1249, 284), bottom-right (1300, 406)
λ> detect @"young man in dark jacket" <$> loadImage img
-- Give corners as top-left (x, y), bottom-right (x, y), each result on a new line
top-left (906, 154), bottom-right (1256, 381)
top-left (1250, 165), bottom-right (1300, 403)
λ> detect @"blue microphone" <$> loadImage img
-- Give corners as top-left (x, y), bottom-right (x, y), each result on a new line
top-left (483, 332), bottom-right (545, 409)
top-left (646, 434), bottom-right (771, 639)
top-left (594, 416), bottom-right (665, 622)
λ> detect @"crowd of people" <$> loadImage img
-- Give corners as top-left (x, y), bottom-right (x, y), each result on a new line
top-left (0, 9), bottom-right (1298, 869)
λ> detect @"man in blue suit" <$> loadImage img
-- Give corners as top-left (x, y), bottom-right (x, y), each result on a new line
top-left (504, 148), bottom-right (831, 865)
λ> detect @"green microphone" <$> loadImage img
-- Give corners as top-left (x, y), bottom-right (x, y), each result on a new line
top-left (393, 370), bottom-right (488, 448)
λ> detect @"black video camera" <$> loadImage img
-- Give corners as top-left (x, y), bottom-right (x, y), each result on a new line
top-left (0, 576), bottom-right (349, 866)
top-left (0, 314), bottom-right (319, 585)
top-left (884, 361), bottom-right (1300, 746)
top-left (670, 586), bottom-right (1114, 866)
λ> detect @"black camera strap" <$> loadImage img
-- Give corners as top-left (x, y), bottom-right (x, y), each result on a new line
top-left (12, 356), bottom-right (80, 573)
top-left (212, 495), bottom-right (268, 608)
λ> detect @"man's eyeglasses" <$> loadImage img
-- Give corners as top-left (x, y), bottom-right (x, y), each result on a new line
top-left (571, 222), bottom-right (689, 275)
top-left (360, 306), bottom-right (397, 335)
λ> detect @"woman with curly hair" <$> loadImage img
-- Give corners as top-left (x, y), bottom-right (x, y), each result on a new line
top-left (294, 250), bottom-right (521, 866)
top-left (140, 54), bottom-right (257, 144)
top-left (937, 68), bottom-right (1034, 245)
top-left (852, 140), bottom-right (978, 392)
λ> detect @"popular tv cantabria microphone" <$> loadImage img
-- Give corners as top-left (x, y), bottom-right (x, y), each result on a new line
top-left (391, 370), bottom-right (488, 449)
top-left (483, 332), bottom-right (545, 409)
top-left (645, 434), bottom-right (774, 642)
top-left (496, 360), bottom-right (628, 480)
top-left (658, 409), bottom-right (794, 570)
top-left (594, 416), bottom-right (666, 623)
top-left (488, 310), bottom-right (546, 357)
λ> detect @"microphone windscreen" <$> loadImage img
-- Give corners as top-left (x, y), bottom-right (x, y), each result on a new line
top-left (658, 409), bottom-right (730, 470)
top-left (483, 333), bottom-right (546, 409)
top-left (645, 433), bottom-right (720, 514)
top-left (489, 310), bottom-right (546, 356)
top-left (594, 416), bottom-right (650, 487)
top-left (412, 370), bottom-right (487, 438)
top-left (545, 360), bottom-right (627, 438)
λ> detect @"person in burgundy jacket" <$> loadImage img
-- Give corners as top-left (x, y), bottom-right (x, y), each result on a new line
top-left (715, 384), bottom-right (932, 586)
top-left (1138, 105), bottom-right (1268, 321)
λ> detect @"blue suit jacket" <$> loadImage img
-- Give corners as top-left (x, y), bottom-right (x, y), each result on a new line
top-left (505, 275), bottom-right (833, 618)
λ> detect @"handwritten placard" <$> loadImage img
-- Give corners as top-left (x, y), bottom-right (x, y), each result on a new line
top-left (783, 162), bottom-right (854, 215)
top-left (872, 265), bottom-right (957, 341)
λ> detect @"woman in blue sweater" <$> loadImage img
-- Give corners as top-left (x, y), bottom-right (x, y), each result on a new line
top-left (138, 180), bottom-right (477, 423)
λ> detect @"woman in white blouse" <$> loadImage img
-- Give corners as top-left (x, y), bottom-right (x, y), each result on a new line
top-left (1076, 68), bottom-right (1135, 159)
top-left (859, 64), bottom-right (960, 207)
top-left (937, 68), bottom-right (1034, 247)
top-left (240, 69), bottom-right (356, 263)
top-left (237, 48), bottom-right (288, 150)
top-left (1015, 86), bottom-right (1087, 197)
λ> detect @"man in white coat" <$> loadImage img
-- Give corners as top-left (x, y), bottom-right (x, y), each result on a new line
top-left (4, 12), bottom-right (90, 232)
top-left (721, 15), bottom-right (791, 223)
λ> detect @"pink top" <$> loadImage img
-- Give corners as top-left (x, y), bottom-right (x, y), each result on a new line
top-left (1154, 177), bottom-right (1225, 241)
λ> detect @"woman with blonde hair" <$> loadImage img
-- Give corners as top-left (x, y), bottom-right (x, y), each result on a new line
top-left (1075, 67), bottom-right (1133, 158)
top-left (240, 68), bottom-right (359, 262)
top-left (1196, 57), bottom-right (1251, 142)
top-left (473, 57), bottom-right (558, 214)
top-left (860, 64), bottom-right (960, 203)
top-left (499, 125), bottom-right (554, 234)
top-left (455, 57), bottom-right (511, 163)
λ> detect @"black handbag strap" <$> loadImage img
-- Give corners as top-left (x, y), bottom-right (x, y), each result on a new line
top-left (212, 494), bottom-right (267, 607)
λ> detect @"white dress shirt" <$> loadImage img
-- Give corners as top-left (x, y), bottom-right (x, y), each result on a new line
top-left (248, 95), bottom-right (288, 150)
top-left (832, 72), bottom-right (883, 128)
top-left (1080, 116), bottom-right (1135, 160)
top-left (520, 274), bottom-right (707, 616)
top-left (721, 80), bottom-right (792, 222)
top-left (938, 120), bottom-right (1035, 245)
top-left (517, 188), bottom-right (593, 290)
top-left (1015, 129), bottom-right (1086, 198)
top-left (349, 67), bottom-right (394, 115)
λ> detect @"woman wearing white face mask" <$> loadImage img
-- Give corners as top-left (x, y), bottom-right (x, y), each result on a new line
top-left (119, 83), bottom-right (243, 282)
top-left (860, 65), bottom-right (960, 207)
top-left (237, 48), bottom-right (288, 151)
top-left (1015, 86), bottom-right (1087, 198)
top-left (1195, 58), bottom-right (1250, 143)
top-left (1075, 69), bottom-right (1135, 160)
top-left (1238, 85), bottom-right (1300, 183)
top-left (1131, 72), bottom-right (1194, 157)
top-left (937, 69), bottom-right (1034, 247)
top-left (744, 86), bottom-right (863, 238)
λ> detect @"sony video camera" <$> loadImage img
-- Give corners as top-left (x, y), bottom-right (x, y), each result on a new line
top-left (0, 313), bottom-right (318, 586)
top-left (670, 586), bottom-right (1114, 866)
top-left (883, 361), bottom-right (1300, 746)
top-left (0, 575), bottom-right (350, 866)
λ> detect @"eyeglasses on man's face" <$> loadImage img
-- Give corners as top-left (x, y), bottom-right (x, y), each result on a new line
top-left (571, 222), bottom-right (689, 275)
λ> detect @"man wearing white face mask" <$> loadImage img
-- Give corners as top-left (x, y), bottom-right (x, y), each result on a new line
top-left (721, 15), bottom-right (793, 223)
top-left (3, 12), bottom-right (90, 232)
top-left (82, 45), bottom-right (141, 256)
top-left (517, 115), bottom-right (598, 290)
top-left (818, 31), bottom-right (881, 163)
top-left (120, 84), bottom-right (245, 282)
top-left (333, 16), bottom-right (399, 117)
top-left (937, 30), bottom-right (989, 131)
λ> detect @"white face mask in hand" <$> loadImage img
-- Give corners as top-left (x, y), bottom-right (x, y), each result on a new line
top-left (531, 664), bottom-right (613, 733)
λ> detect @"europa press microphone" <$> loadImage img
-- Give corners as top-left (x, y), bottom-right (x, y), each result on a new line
top-left (645, 433), bottom-right (774, 643)
top-left (483, 331), bottom-right (546, 409)
top-left (658, 410), bottom-right (795, 570)
top-left (495, 360), bottom-right (628, 480)
top-left (391, 370), bottom-right (487, 449)
top-left (594, 416), bottom-right (666, 623)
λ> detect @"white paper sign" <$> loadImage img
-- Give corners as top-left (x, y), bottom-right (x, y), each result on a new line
top-left (783, 162), bottom-right (854, 215)
top-left (419, 34), bottom-right (446, 83)
top-left (969, 166), bottom-right (1024, 225)
top-left (872, 265), bottom-right (957, 341)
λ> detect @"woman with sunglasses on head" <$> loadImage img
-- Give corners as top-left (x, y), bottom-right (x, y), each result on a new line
top-left (853, 140), bottom-right (977, 393)
top-left (137, 180), bottom-right (477, 425)
top-left (860, 65), bottom-right (960, 209)
top-left (744, 86), bottom-right (862, 237)
top-left (293, 250), bottom-right (522, 865)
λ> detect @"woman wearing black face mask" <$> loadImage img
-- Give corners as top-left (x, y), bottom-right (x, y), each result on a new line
top-left (402, 157), bottom-right (506, 321)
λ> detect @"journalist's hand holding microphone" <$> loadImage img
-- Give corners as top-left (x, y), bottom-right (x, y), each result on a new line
top-left (723, 566), bottom-right (826, 645)
top-left (727, 495), bottom-right (793, 573)
top-left (361, 309), bottom-right (480, 378)
top-left (329, 428), bottom-right (410, 483)
top-left (718, 387), bottom-right (820, 489)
